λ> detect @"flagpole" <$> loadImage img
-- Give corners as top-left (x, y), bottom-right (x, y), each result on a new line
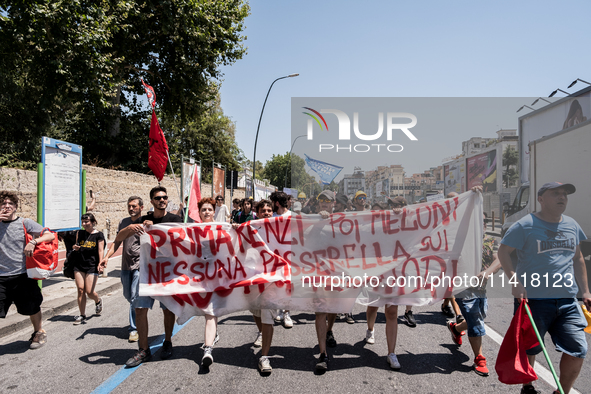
top-left (523, 302), bottom-right (564, 394)
top-left (165, 150), bottom-right (182, 212)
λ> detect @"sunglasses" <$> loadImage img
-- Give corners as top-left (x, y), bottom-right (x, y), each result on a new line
top-left (356, 197), bottom-right (366, 201)
top-left (153, 195), bottom-right (168, 201)
top-left (216, 199), bottom-right (223, 201)
top-left (318, 198), bottom-right (333, 203)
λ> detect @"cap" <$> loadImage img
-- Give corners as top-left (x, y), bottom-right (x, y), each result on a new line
top-left (354, 191), bottom-right (367, 199)
top-left (317, 190), bottom-right (335, 201)
top-left (537, 182), bottom-right (576, 196)
top-left (292, 201), bottom-right (302, 212)
top-left (297, 192), bottom-right (307, 199)
top-left (335, 193), bottom-right (348, 205)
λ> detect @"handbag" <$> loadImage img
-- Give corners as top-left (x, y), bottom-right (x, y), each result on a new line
top-left (62, 231), bottom-right (81, 279)
top-left (24, 223), bottom-right (59, 280)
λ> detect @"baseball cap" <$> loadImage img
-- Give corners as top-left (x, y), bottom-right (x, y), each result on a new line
top-left (297, 192), bottom-right (307, 199)
top-left (292, 201), bottom-right (302, 212)
top-left (335, 193), bottom-right (348, 205)
top-left (354, 191), bottom-right (367, 199)
top-left (537, 182), bottom-right (576, 196)
top-left (318, 190), bottom-right (335, 201)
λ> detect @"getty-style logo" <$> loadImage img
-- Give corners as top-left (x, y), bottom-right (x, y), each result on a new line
top-left (302, 107), bottom-right (417, 153)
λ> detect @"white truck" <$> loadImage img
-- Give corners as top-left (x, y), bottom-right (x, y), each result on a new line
top-left (502, 87), bottom-right (591, 257)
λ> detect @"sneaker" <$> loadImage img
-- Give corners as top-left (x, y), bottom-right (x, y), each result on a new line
top-left (365, 329), bottom-right (375, 344)
top-left (73, 315), bottom-right (86, 325)
top-left (95, 298), bottom-right (103, 315)
top-left (404, 310), bottom-right (417, 327)
top-left (473, 354), bottom-right (489, 376)
top-left (160, 340), bottom-right (173, 359)
top-left (202, 346), bottom-right (213, 367)
top-left (315, 352), bottom-right (329, 372)
top-left (258, 356), bottom-right (272, 373)
top-left (345, 313), bottom-right (355, 324)
top-left (29, 330), bottom-right (47, 349)
top-left (213, 331), bottom-right (220, 346)
top-left (520, 385), bottom-right (540, 394)
top-left (254, 331), bottom-right (263, 347)
top-left (387, 353), bottom-right (401, 370)
top-left (441, 304), bottom-right (455, 318)
top-left (447, 321), bottom-right (462, 345)
top-left (128, 331), bottom-right (139, 342)
top-left (283, 311), bottom-right (293, 328)
top-left (337, 313), bottom-right (346, 320)
top-left (326, 330), bottom-right (337, 347)
top-left (456, 314), bottom-right (465, 324)
top-left (274, 310), bottom-right (283, 323)
top-left (125, 348), bottom-right (152, 367)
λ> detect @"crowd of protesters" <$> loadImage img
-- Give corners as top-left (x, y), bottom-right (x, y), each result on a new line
top-left (1, 181), bottom-right (590, 394)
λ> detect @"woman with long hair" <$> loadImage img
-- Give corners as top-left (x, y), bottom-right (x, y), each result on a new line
top-left (71, 213), bottom-right (106, 325)
top-left (197, 197), bottom-right (220, 368)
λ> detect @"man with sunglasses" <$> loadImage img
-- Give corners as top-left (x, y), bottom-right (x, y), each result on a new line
top-left (121, 186), bottom-right (182, 367)
top-left (214, 195), bottom-right (230, 223)
top-left (353, 190), bottom-right (367, 212)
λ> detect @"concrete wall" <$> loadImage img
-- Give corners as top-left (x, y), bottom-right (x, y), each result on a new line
top-left (0, 165), bottom-right (244, 239)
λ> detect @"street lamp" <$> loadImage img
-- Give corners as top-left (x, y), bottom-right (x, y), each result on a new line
top-left (284, 134), bottom-right (306, 189)
top-left (548, 88), bottom-right (570, 98)
top-left (516, 105), bottom-right (535, 113)
top-left (531, 97), bottom-right (551, 106)
top-left (568, 78), bottom-right (591, 89)
top-left (252, 73), bottom-right (299, 197)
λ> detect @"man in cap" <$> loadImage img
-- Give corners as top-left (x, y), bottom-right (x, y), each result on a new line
top-left (498, 182), bottom-right (591, 394)
top-left (353, 191), bottom-right (367, 212)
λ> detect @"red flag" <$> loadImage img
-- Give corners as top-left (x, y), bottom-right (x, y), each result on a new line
top-left (148, 111), bottom-right (169, 182)
top-left (188, 165), bottom-right (202, 223)
top-left (495, 300), bottom-right (539, 384)
top-left (141, 78), bottom-right (157, 108)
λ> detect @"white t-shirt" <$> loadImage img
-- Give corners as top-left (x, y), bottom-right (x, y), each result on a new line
top-left (214, 205), bottom-right (230, 222)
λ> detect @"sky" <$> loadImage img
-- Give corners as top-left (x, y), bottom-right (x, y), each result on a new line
top-left (218, 0), bottom-right (591, 182)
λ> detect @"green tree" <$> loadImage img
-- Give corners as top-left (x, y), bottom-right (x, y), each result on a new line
top-left (261, 153), bottom-right (289, 188)
top-left (0, 1), bottom-right (249, 170)
top-left (502, 145), bottom-right (519, 188)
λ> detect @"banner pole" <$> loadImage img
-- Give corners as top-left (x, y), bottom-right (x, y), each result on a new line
top-left (165, 150), bottom-right (182, 209)
top-left (524, 302), bottom-right (564, 394)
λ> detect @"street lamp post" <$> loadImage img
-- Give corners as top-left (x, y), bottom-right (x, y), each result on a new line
top-left (284, 134), bottom-right (306, 190)
top-left (252, 73), bottom-right (299, 197)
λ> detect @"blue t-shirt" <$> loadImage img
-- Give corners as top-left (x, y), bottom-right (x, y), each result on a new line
top-left (501, 214), bottom-right (586, 299)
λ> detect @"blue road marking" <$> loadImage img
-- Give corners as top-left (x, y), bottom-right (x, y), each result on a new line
top-left (90, 317), bottom-right (193, 394)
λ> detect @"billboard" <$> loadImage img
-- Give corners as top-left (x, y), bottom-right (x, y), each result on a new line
top-left (41, 137), bottom-right (82, 231)
top-left (444, 157), bottom-right (465, 195)
top-left (213, 166), bottom-right (225, 198)
top-left (519, 90), bottom-right (591, 183)
top-left (466, 149), bottom-right (497, 192)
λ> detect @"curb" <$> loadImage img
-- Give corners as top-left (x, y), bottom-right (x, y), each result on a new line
top-left (0, 279), bottom-right (123, 339)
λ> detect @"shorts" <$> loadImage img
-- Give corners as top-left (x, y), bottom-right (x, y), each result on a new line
top-left (134, 295), bottom-right (168, 310)
top-left (250, 309), bottom-right (276, 325)
top-left (0, 274), bottom-right (43, 318)
top-left (74, 268), bottom-right (98, 276)
top-left (513, 298), bottom-right (587, 358)
top-left (456, 296), bottom-right (487, 337)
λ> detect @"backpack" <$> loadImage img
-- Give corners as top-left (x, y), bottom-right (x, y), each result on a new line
top-left (23, 222), bottom-right (59, 280)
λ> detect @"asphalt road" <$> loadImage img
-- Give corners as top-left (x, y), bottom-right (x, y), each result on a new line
top-left (1, 284), bottom-right (589, 394)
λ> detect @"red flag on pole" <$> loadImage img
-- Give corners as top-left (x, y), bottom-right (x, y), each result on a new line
top-left (148, 111), bottom-right (169, 182)
top-left (141, 78), bottom-right (157, 108)
top-left (495, 300), bottom-right (539, 384)
top-left (188, 165), bottom-right (202, 223)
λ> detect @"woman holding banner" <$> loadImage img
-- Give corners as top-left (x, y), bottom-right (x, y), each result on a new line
top-left (198, 197), bottom-right (221, 368)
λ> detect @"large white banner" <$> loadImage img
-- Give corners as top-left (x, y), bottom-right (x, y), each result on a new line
top-left (140, 192), bottom-right (482, 324)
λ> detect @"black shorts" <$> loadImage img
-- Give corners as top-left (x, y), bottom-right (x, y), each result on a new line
top-left (0, 273), bottom-right (43, 318)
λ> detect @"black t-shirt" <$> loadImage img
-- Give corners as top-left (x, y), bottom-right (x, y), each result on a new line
top-left (140, 212), bottom-right (183, 225)
top-left (74, 230), bottom-right (106, 274)
top-left (59, 231), bottom-right (77, 254)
